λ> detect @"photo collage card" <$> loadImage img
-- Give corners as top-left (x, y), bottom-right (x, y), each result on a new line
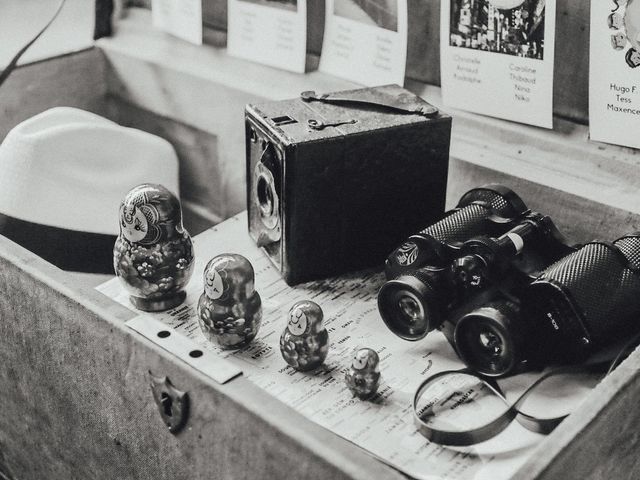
top-left (440, 0), bottom-right (556, 128)
top-left (589, 0), bottom-right (640, 149)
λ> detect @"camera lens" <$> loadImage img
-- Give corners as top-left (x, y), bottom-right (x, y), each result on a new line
top-left (256, 173), bottom-right (274, 217)
top-left (454, 302), bottom-right (522, 377)
top-left (378, 275), bottom-right (440, 340)
top-left (253, 160), bottom-right (279, 231)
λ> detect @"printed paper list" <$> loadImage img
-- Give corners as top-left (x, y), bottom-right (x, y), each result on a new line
top-left (98, 214), bottom-right (543, 480)
top-left (607, 83), bottom-right (640, 114)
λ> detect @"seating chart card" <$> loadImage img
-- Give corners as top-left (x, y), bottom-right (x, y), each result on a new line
top-left (440, 0), bottom-right (556, 128)
top-left (319, 0), bottom-right (408, 86)
top-left (96, 213), bottom-right (563, 480)
top-left (227, 0), bottom-right (307, 73)
top-left (151, 0), bottom-right (203, 45)
top-left (589, 0), bottom-right (640, 149)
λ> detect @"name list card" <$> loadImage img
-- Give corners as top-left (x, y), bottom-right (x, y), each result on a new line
top-left (227, 0), bottom-right (307, 73)
top-left (440, 0), bottom-right (556, 128)
top-left (151, 0), bottom-right (203, 45)
top-left (319, 0), bottom-right (408, 86)
top-left (589, 0), bottom-right (640, 149)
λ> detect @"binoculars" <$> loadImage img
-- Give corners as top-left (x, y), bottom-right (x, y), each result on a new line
top-left (378, 185), bottom-right (640, 377)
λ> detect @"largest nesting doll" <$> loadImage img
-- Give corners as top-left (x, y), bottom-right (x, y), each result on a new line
top-left (114, 183), bottom-right (194, 311)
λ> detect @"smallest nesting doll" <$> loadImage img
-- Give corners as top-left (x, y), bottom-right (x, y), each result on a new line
top-left (197, 254), bottom-right (262, 349)
top-left (114, 184), bottom-right (194, 312)
top-left (280, 300), bottom-right (329, 371)
top-left (345, 348), bottom-right (381, 400)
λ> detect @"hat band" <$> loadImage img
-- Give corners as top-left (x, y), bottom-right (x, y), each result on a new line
top-left (0, 214), bottom-right (115, 274)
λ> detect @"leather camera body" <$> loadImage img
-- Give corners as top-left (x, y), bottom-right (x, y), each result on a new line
top-left (245, 84), bottom-right (452, 285)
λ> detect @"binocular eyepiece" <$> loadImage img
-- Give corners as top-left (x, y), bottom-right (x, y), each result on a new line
top-left (384, 184), bottom-right (528, 279)
top-left (379, 184), bottom-right (640, 377)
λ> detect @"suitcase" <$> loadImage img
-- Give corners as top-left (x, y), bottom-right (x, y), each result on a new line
top-left (2, 8), bottom-right (640, 479)
top-left (3, 210), bottom-right (640, 479)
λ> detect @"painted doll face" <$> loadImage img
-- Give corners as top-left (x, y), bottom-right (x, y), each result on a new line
top-left (121, 206), bottom-right (148, 243)
top-left (204, 267), bottom-right (225, 300)
top-left (288, 307), bottom-right (308, 336)
top-left (352, 350), bottom-right (370, 370)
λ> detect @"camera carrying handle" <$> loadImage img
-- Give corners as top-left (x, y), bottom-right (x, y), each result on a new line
top-left (413, 331), bottom-right (640, 446)
top-left (300, 90), bottom-right (440, 117)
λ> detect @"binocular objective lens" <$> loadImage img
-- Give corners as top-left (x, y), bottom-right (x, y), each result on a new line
top-left (478, 330), bottom-right (503, 357)
top-left (454, 304), bottom-right (521, 377)
top-left (378, 278), bottom-right (438, 341)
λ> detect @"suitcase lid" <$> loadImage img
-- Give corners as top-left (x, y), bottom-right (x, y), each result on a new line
top-left (246, 84), bottom-right (449, 145)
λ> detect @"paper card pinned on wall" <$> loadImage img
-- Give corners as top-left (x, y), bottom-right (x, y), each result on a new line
top-left (440, 0), bottom-right (556, 129)
top-left (151, 0), bottom-right (203, 45)
top-left (589, 0), bottom-right (640, 149)
top-left (319, 0), bottom-right (408, 86)
top-left (227, 0), bottom-right (307, 73)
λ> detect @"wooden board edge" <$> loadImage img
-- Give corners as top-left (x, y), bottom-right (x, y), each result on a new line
top-left (0, 234), bottom-right (405, 480)
top-left (515, 350), bottom-right (640, 479)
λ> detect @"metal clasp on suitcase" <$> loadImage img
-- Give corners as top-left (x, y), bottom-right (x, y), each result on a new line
top-left (150, 373), bottom-right (189, 434)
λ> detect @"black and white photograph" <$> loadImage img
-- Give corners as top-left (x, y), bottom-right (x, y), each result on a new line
top-left (1, 1), bottom-right (640, 480)
top-left (238, 0), bottom-right (297, 12)
top-left (450, 0), bottom-right (546, 59)
top-left (334, 0), bottom-right (399, 32)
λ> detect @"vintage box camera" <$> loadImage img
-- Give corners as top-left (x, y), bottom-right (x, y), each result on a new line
top-left (245, 84), bottom-right (452, 285)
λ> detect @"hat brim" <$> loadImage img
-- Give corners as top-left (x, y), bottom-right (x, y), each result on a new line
top-left (0, 213), bottom-right (115, 274)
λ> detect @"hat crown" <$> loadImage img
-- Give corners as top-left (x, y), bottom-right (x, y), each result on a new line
top-left (0, 107), bottom-right (179, 236)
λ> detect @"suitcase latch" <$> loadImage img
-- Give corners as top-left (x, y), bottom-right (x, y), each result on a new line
top-left (150, 373), bottom-right (190, 434)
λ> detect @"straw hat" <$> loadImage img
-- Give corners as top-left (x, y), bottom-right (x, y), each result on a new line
top-left (0, 107), bottom-right (180, 272)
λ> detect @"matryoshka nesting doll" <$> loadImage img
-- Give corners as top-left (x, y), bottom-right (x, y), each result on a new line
top-left (345, 348), bottom-right (380, 400)
top-left (114, 184), bottom-right (194, 311)
top-left (197, 254), bottom-right (262, 349)
top-left (280, 300), bottom-right (329, 371)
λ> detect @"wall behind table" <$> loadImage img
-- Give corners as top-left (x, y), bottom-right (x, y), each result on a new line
top-left (200, 0), bottom-right (588, 123)
top-left (127, 0), bottom-right (589, 122)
